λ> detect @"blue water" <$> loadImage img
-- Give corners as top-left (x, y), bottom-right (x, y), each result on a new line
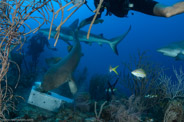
top-left (3, 0), bottom-right (183, 120)
top-left (23, 0), bottom-right (184, 90)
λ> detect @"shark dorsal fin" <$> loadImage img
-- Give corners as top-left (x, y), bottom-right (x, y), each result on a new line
top-left (69, 19), bottom-right (79, 30)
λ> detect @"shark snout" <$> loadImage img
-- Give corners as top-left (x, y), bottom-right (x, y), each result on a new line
top-left (157, 48), bottom-right (181, 57)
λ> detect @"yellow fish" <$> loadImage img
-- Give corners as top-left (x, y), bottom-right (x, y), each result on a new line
top-left (109, 65), bottom-right (119, 75)
top-left (131, 68), bottom-right (146, 78)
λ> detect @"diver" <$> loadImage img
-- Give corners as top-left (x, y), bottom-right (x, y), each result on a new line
top-left (80, 0), bottom-right (184, 28)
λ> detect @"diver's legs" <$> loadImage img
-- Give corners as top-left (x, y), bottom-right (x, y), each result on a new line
top-left (153, 2), bottom-right (184, 17)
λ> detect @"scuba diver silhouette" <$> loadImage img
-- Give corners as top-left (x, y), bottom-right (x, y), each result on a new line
top-left (80, 0), bottom-right (184, 28)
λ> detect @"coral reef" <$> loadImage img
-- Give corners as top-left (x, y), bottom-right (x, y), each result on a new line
top-left (159, 67), bottom-right (184, 100)
top-left (120, 51), bottom-right (162, 97)
top-left (163, 100), bottom-right (184, 122)
top-left (74, 92), bottom-right (91, 112)
top-left (102, 96), bottom-right (142, 122)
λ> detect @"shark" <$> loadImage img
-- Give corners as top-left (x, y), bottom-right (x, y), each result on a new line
top-left (157, 40), bottom-right (184, 60)
top-left (40, 21), bottom-right (82, 94)
top-left (39, 19), bottom-right (131, 55)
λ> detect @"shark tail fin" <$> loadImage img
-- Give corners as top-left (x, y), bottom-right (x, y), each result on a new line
top-left (112, 65), bottom-right (119, 75)
top-left (109, 25), bottom-right (131, 55)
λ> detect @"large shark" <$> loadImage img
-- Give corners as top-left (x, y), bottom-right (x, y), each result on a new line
top-left (41, 20), bottom-right (82, 94)
top-left (157, 40), bottom-right (184, 60)
top-left (39, 19), bottom-right (131, 55)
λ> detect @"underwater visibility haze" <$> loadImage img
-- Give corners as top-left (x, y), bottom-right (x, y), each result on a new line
top-left (0, 0), bottom-right (184, 121)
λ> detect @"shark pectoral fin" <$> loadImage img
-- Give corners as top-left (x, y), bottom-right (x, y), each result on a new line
top-left (175, 52), bottom-right (184, 61)
top-left (68, 79), bottom-right (77, 95)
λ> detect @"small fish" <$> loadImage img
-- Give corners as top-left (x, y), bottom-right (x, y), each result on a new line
top-left (105, 88), bottom-right (117, 93)
top-left (109, 65), bottom-right (119, 75)
top-left (145, 94), bottom-right (158, 98)
top-left (146, 118), bottom-right (154, 122)
top-left (67, 45), bottom-right (73, 52)
top-left (131, 68), bottom-right (146, 78)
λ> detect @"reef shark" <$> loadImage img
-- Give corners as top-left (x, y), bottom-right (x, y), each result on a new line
top-left (39, 19), bottom-right (131, 55)
top-left (41, 21), bottom-right (82, 94)
top-left (157, 40), bottom-right (184, 60)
